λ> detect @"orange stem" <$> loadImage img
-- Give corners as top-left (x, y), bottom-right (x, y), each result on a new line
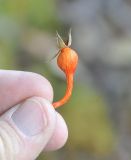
top-left (53, 73), bottom-right (73, 108)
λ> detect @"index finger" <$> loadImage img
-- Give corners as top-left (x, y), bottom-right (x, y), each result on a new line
top-left (0, 70), bottom-right (53, 115)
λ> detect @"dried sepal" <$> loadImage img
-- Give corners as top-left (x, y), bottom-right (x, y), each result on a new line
top-left (49, 51), bottom-right (60, 62)
top-left (56, 31), bottom-right (67, 49)
top-left (67, 28), bottom-right (72, 47)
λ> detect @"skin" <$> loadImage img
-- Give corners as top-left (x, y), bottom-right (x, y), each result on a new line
top-left (0, 70), bottom-right (68, 159)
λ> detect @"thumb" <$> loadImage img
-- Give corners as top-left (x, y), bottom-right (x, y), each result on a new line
top-left (0, 97), bottom-right (56, 160)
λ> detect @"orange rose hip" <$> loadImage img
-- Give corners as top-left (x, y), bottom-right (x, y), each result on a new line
top-left (53, 30), bottom-right (78, 108)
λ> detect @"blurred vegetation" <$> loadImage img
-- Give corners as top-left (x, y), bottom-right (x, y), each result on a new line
top-left (0, 0), bottom-right (59, 70)
top-left (0, 0), bottom-right (115, 160)
top-left (0, 0), bottom-right (58, 28)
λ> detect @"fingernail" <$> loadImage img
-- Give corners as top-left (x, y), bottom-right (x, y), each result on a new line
top-left (12, 99), bottom-right (47, 136)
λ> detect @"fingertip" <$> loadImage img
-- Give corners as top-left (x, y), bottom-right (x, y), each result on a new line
top-left (0, 70), bottom-right (54, 115)
top-left (22, 72), bottom-right (54, 102)
top-left (44, 112), bottom-right (68, 151)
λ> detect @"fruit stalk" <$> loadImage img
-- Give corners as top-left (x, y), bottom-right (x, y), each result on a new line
top-left (53, 73), bottom-right (73, 108)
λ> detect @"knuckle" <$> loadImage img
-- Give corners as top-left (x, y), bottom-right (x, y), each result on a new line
top-left (0, 121), bottom-right (22, 160)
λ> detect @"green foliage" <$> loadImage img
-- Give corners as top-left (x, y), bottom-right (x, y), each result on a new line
top-left (0, 0), bottom-right (58, 69)
top-left (28, 0), bottom-right (57, 29)
top-left (0, 0), bottom-right (58, 29)
top-left (0, 42), bottom-right (16, 69)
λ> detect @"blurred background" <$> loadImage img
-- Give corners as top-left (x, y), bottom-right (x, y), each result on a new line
top-left (1, 0), bottom-right (131, 160)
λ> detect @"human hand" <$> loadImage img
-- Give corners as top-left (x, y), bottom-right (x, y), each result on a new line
top-left (0, 70), bottom-right (68, 160)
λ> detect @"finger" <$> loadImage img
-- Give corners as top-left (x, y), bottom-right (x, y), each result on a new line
top-left (44, 112), bottom-right (68, 151)
top-left (0, 70), bottom-right (53, 115)
top-left (0, 97), bottom-right (56, 160)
